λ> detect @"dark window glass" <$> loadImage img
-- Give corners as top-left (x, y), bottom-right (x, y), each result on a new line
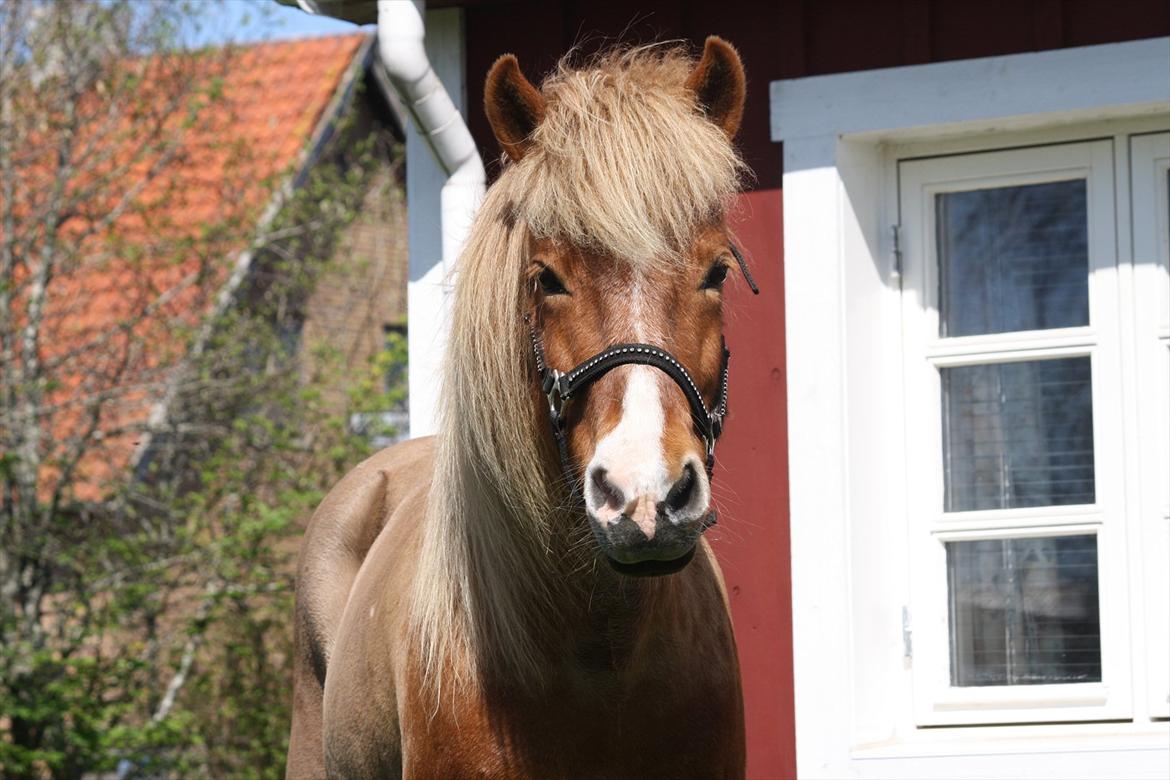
top-left (942, 358), bottom-right (1095, 511)
top-left (937, 180), bottom-right (1089, 337)
top-left (948, 535), bottom-right (1101, 686)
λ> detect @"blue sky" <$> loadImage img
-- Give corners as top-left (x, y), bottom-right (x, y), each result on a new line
top-left (189, 0), bottom-right (371, 46)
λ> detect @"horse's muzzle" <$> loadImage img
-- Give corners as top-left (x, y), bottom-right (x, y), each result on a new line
top-left (588, 510), bottom-right (703, 577)
top-left (606, 545), bottom-right (696, 577)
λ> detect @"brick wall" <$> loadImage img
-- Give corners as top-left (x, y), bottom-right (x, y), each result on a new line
top-left (300, 90), bottom-right (408, 416)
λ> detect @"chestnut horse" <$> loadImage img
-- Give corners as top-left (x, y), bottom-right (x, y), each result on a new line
top-left (287, 38), bottom-right (752, 779)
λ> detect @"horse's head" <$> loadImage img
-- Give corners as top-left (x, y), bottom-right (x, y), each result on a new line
top-left (483, 39), bottom-right (748, 576)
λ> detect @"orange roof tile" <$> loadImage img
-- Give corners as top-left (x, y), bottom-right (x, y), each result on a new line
top-left (14, 34), bottom-right (369, 503)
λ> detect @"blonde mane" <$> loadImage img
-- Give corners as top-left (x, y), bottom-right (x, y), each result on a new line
top-left (408, 45), bottom-right (746, 694)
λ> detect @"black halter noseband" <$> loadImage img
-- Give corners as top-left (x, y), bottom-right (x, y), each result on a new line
top-left (528, 244), bottom-right (758, 511)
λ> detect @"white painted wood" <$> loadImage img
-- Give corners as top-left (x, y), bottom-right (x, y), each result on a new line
top-left (850, 744), bottom-right (1170, 780)
top-left (781, 142), bottom-right (859, 778)
top-left (924, 505), bottom-right (1102, 533)
top-left (1109, 128), bottom-right (1150, 726)
top-left (924, 340), bottom-right (1097, 365)
top-left (1130, 131), bottom-right (1170, 720)
top-left (776, 37), bottom-right (1170, 776)
top-left (849, 721), bottom-right (1170, 779)
top-left (922, 325), bottom-right (1097, 352)
top-left (771, 38), bottom-right (1170, 145)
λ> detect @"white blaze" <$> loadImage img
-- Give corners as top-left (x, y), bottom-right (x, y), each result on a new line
top-left (587, 366), bottom-right (670, 525)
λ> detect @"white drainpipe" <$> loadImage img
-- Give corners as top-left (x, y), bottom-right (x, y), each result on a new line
top-left (376, 0), bottom-right (485, 438)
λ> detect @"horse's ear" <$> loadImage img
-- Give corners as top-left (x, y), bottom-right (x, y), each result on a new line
top-left (685, 36), bottom-right (746, 139)
top-left (485, 54), bottom-right (546, 162)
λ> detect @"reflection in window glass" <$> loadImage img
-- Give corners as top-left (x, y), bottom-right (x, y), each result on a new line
top-left (942, 358), bottom-right (1095, 511)
top-left (947, 535), bottom-right (1101, 686)
top-left (937, 180), bottom-right (1089, 337)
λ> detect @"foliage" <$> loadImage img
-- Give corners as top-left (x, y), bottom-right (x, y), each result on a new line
top-left (0, 2), bottom-right (403, 776)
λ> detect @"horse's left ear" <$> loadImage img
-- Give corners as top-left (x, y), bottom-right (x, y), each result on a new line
top-left (485, 54), bottom-right (546, 162)
top-left (685, 36), bottom-right (746, 139)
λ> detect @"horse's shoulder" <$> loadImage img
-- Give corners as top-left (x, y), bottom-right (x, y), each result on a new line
top-left (359, 434), bottom-right (436, 475)
top-left (317, 453), bottom-right (435, 780)
top-left (302, 437), bottom-right (434, 544)
top-left (294, 437), bottom-right (435, 686)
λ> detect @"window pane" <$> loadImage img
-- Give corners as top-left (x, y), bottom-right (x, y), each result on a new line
top-left (937, 180), bottom-right (1089, 337)
top-left (942, 357), bottom-right (1095, 511)
top-left (947, 535), bottom-right (1101, 686)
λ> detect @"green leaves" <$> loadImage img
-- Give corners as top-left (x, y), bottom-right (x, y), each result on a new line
top-left (0, 6), bottom-right (406, 775)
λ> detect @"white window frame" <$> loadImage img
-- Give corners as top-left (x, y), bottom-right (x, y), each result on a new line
top-left (1130, 131), bottom-right (1170, 720)
top-left (773, 39), bottom-right (1170, 778)
top-left (899, 142), bottom-right (1131, 726)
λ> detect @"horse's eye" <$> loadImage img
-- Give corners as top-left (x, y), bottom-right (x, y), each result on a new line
top-left (701, 263), bottom-right (730, 291)
top-left (538, 267), bottom-right (569, 296)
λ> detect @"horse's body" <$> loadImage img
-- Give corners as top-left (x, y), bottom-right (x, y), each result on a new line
top-left (287, 39), bottom-right (751, 779)
top-left (288, 439), bottom-right (742, 779)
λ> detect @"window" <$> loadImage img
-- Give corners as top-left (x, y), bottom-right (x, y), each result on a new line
top-left (382, 322), bottom-right (409, 407)
top-left (900, 138), bottom-right (1167, 725)
top-left (775, 37), bottom-right (1170, 778)
top-left (348, 323), bottom-right (410, 449)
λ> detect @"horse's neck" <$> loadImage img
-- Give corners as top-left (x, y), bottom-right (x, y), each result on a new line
top-left (446, 448), bottom-right (679, 679)
top-left (510, 509), bottom-right (670, 655)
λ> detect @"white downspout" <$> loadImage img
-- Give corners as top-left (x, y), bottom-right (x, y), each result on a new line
top-left (376, 0), bottom-right (485, 438)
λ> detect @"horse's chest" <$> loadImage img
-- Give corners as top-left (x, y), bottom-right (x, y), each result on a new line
top-left (402, 665), bottom-right (741, 779)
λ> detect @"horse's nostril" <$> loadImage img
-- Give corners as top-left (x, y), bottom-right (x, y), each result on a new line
top-left (590, 467), bottom-right (625, 511)
top-left (664, 463), bottom-right (697, 514)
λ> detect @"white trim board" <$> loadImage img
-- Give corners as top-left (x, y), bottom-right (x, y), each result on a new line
top-left (773, 37), bottom-right (1170, 780)
top-left (772, 37), bottom-right (1170, 152)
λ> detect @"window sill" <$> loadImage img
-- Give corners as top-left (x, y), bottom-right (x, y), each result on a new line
top-left (847, 722), bottom-right (1170, 780)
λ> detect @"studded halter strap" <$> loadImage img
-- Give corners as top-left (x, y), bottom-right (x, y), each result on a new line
top-left (528, 243), bottom-right (758, 506)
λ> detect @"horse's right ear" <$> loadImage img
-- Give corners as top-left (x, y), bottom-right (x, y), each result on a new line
top-left (485, 54), bottom-right (546, 162)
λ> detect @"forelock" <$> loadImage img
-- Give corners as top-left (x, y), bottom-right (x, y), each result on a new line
top-left (502, 44), bottom-right (746, 264)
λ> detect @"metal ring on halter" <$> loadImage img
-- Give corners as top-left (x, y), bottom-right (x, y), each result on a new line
top-left (544, 369), bottom-right (564, 418)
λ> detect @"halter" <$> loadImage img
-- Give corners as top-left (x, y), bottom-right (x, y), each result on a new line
top-left (527, 243), bottom-right (759, 512)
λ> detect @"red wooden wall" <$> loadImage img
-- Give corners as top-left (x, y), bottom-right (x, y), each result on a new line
top-left (458, 3), bottom-right (1168, 777)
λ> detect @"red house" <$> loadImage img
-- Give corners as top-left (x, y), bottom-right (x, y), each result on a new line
top-left (287, 2), bottom-right (1169, 776)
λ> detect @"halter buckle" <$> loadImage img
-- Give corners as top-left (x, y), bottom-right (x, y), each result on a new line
top-left (545, 369), bottom-right (565, 420)
top-left (709, 410), bottom-right (724, 442)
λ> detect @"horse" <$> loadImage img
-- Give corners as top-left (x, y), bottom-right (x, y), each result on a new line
top-left (286, 37), bottom-right (752, 779)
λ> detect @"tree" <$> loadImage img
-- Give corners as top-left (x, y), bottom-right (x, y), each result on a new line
top-left (0, 2), bottom-right (403, 775)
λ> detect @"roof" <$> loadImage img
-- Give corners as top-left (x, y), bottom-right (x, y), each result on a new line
top-left (33, 33), bottom-right (370, 502)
